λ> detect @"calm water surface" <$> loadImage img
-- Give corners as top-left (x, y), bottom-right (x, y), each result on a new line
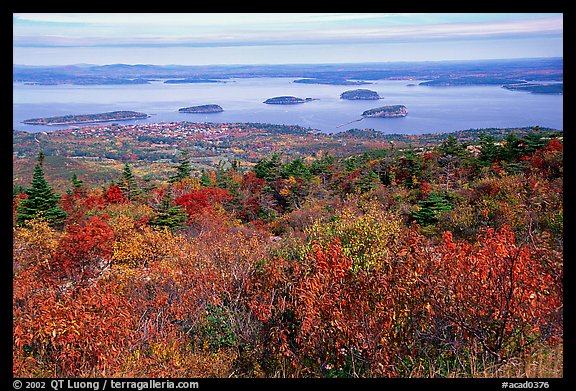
top-left (13, 78), bottom-right (563, 134)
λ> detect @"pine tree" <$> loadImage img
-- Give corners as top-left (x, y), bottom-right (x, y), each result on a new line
top-left (16, 152), bottom-right (67, 227)
top-left (412, 192), bottom-right (453, 226)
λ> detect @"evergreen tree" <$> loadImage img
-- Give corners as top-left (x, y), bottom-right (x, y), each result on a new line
top-left (215, 160), bottom-right (230, 189)
top-left (16, 152), bottom-right (67, 227)
top-left (412, 192), bottom-right (453, 226)
top-left (356, 170), bottom-right (380, 193)
top-left (439, 134), bottom-right (466, 158)
top-left (118, 163), bottom-right (139, 201)
top-left (501, 133), bottom-right (524, 162)
top-left (478, 133), bottom-right (502, 164)
top-left (199, 170), bottom-right (213, 187)
top-left (522, 132), bottom-right (549, 153)
top-left (66, 173), bottom-right (85, 195)
top-left (310, 152), bottom-right (334, 176)
top-left (169, 151), bottom-right (192, 183)
top-left (281, 158), bottom-right (311, 180)
top-left (150, 186), bottom-right (187, 229)
top-left (254, 153), bottom-right (283, 181)
top-left (71, 173), bottom-right (84, 189)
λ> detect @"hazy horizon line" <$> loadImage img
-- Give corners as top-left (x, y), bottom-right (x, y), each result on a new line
top-left (13, 55), bottom-right (563, 68)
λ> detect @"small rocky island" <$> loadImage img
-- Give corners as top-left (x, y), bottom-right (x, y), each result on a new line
top-left (178, 104), bottom-right (224, 113)
top-left (22, 110), bottom-right (150, 125)
top-left (340, 89), bottom-right (382, 100)
top-left (263, 96), bottom-right (317, 105)
top-left (362, 105), bottom-right (408, 118)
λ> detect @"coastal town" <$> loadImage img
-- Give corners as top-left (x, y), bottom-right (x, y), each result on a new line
top-left (13, 119), bottom-right (560, 194)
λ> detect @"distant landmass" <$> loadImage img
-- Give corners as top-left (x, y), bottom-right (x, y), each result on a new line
top-left (362, 105), bottom-right (408, 118)
top-left (293, 78), bottom-right (371, 86)
top-left (419, 77), bottom-right (527, 87)
top-left (178, 104), bottom-right (224, 113)
top-left (263, 96), bottom-right (317, 105)
top-left (340, 89), bottom-right (382, 100)
top-left (502, 83), bottom-right (563, 94)
top-left (22, 111), bottom-right (150, 125)
top-left (13, 57), bottom-right (562, 86)
top-left (164, 79), bottom-right (224, 84)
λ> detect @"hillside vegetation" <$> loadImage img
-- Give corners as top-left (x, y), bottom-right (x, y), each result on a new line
top-left (13, 127), bottom-right (563, 378)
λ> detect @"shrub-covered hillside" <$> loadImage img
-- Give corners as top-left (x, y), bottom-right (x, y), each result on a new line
top-left (13, 129), bottom-right (563, 378)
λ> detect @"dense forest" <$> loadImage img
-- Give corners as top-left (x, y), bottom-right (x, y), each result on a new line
top-left (13, 128), bottom-right (563, 378)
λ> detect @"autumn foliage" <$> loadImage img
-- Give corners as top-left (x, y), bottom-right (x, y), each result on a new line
top-left (13, 131), bottom-right (562, 378)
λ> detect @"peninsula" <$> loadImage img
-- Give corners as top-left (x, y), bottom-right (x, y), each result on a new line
top-left (178, 104), bottom-right (224, 113)
top-left (22, 111), bottom-right (150, 125)
top-left (340, 89), bottom-right (382, 100)
top-left (502, 83), bottom-right (563, 94)
top-left (263, 96), bottom-right (316, 105)
top-left (362, 105), bottom-right (408, 118)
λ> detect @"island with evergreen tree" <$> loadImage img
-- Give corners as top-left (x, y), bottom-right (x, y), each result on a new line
top-left (263, 96), bottom-right (317, 105)
top-left (340, 89), bottom-right (382, 100)
top-left (23, 110), bottom-right (150, 125)
top-left (178, 104), bottom-right (224, 113)
top-left (362, 105), bottom-right (408, 118)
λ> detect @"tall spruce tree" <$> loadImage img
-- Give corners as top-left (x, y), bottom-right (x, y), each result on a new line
top-left (169, 151), bottom-right (192, 183)
top-left (16, 152), bottom-right (67, 227)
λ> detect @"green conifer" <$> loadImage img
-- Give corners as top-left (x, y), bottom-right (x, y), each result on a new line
top-left (150, 186), bottom-right (187, 229)
top-left (16, 152), bottom-right (67, 226)
top-left (169, 151), bottom-right (193, 183)
top-left (118, 163), bottom-right (140, 201)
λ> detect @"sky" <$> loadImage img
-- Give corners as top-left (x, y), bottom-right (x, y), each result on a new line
top-left (13, 13), bottom-right (563, 66)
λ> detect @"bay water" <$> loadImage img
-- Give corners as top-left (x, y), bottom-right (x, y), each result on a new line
top-left (13, 77), bottom-right (563, 134)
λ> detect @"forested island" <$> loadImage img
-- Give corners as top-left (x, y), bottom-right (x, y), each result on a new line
top-left (22, 111), bottom-right (150, 125)
top-left (362, 105), bottom-right (408, 118)
top-left (263, 96), bottom-right (317, 104)
top-left (178, 104), bottom-right (224, 113)
top-left (340, 89), bottom-right (382, 100)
